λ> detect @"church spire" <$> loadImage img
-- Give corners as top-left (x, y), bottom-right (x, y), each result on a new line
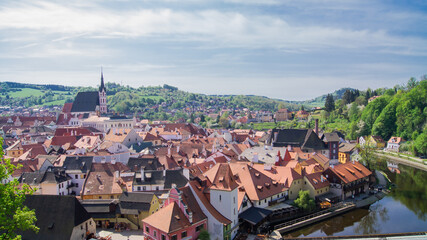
top-left (99, 67), bottom-right (106, 92)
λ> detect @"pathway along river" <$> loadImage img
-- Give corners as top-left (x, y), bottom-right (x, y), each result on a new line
top-left (284, 158), bottom-right (427, 238)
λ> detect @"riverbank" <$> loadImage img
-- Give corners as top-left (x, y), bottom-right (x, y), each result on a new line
top-left (270, 191), bottom-right (387, 239)
top-left (374, 151), bottom-right (427, 171)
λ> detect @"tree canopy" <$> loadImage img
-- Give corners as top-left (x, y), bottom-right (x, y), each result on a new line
top-left (0, 140), bottom-right (39, 240)
top-left (294, 190), bottom-right (315, 212)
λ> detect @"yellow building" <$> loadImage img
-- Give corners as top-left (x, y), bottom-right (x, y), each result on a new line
top-left (5, 140), bottom-right (24, 158)
top-left (303, 172), bottom-right (330, 198)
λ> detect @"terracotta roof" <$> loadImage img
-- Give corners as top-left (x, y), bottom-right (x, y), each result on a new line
top-left (179, 186), bottom-right (207, 224)
top-left (252, 164), bottom-right (302, 188)
top-left (82, 163), bottom-right (129, 196)
top-left (229, 163), bottom-right (284, 201)
top-left (143, 202), bottom-right (191, 233)
top-left (204, 163), bottom-right (239, 191)
top-left (327, 161), bottom-right (372, 184)
top-left (104, 128), bottom-right (133, 143)
top-left (50, 136), bottom-right (79, 147)
top-left (304, 172), bottom-right (329, 190)
top-left (388, 136), bottom-right (404, 144)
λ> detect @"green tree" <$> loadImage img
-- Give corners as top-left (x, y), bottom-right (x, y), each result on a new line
top-left (358, 144), bottom-right (377, 170)
top-left (294, 190), bottom-right (315, 212)
top-left (325, 94), bottom-right (335, 112)
top-left (198, 228), bottom-right (210, 240)
top-left (414, 131), bottom-right (427, 156)
top-left (348, 102), bottom-right (359, 122)
top-left (0, 141), bottom-right (39, 239)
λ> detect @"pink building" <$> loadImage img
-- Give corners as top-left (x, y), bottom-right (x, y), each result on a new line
top-left (143, 186), bottom-right (207, 240)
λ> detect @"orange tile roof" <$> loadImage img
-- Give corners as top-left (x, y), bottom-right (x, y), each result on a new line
top-left (229, 163), bottom-right (284, 201)
top-left (304, 172), bottom-right (329, 190)
top-left (143, 202), bottom-right (190, 233)
top-left (328, 161), bottom-right (372, 184)
top-left (204, 163), bottom-right (239, 191)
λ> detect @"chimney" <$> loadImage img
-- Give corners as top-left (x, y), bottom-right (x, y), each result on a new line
top-left (315, 119), bottom-right (319, 136)
top-left (321, 175), bottom-right (324, 182)
top-left (188, 211), bottom-right (193, 223)
top-left (182, 168), bottom-right (190, 180)
top-left (115, 171), bottom-right (119, 179)
top-left (168, 145), bottom-right (171, 157)
top-left (141, 168), bottom-right (145, 181)
top-left (163, 169), bottom-right (166, 177)
top-left (177, 145), bottom-right (180, 153)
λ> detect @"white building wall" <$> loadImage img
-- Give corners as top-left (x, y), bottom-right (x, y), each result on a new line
top-left (210, 188), bottom-right (239, 239)
top-left (92, 152), bottom-right (131, 165)
top-left (188, 185), bottom-right (224, 240)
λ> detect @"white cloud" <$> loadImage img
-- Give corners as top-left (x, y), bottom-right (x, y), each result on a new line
top-left (0, 1), bottom-right (426, 55)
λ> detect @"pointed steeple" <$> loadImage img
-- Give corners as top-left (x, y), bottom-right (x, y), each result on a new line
top-left (99, 67), bottom-right (106, 92)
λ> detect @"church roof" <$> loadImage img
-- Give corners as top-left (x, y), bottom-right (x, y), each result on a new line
top-left (70, 91), bottom-right (99, 113)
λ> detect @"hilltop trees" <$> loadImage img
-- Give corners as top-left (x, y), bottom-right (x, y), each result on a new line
top-left (325, 94), bottom-right (335, 112)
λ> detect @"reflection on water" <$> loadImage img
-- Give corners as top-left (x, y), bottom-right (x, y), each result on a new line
top-left (287, 158), bottom-right (427, 238)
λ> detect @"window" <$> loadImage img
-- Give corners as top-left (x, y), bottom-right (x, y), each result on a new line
top-left (162, 235), bottom-right (166, 240)
top-left (171, 235), bottom-right (177, 240)
top-left (143, 186), bottom-right (146, 191)
top-left (234, 208), bottom-right (236, 215)
top-left (196, 224), bottom-right (203, 232)
top-left (145, 226), bottom-right (149, 233)
top-left (154, 230), bottom-right (157, 237)
top-left (156, 186), bottom-right (159, 191)
top-left (233, 197), bottom-right (235, 204)
top-left (99, 196), bottom-right (102, 199)
top-left (219, 195), bottom-right (221, 201)
top-left (181, 231), bottom-right (187, 238)
top-left (75, 175), bottom-right (78, 179)
top-left (137, 186), bottom-right (141, 191)
top-left (110, 196), bottom-right (114, 199)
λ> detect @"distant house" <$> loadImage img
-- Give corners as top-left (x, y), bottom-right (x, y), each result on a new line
top-left (19, 167), bottom-right (72, 196)
top-left (321, 132), bottom-right (340, 162)
top-left (62, 156), bottom-right (93, 196)
top-left (387, 137), bottom-right (405, 152)
top-left (368, 136), bottom-right (385, 149)
top-left (338, 143), bottom-right (358, 164)
top-left (295, 110), bottom-right (309, 120)
top-left (104, 128), bottom-right (143, 148)
top-left (133, 169), bottom-right (188, 192)
top-left (275, 108), bottom-right (290, 121)
top-left (119, 192), bottom-right (161, 229)
top-left (21, 195), bottom-right (96, 240)
top-left (81, 162), bottom-right (129, 200)
top-left (267, 129), bottom-right (328, 155)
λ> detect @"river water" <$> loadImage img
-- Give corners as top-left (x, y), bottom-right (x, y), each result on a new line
top-left (285, 158), bottom-right (427, 238)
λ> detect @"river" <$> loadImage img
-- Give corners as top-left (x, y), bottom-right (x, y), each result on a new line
top-left (284, 158), bottom-right (427, 238)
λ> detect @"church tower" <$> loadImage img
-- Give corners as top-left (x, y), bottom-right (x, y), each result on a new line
top-left (99, 69), bottom-right (107, 114)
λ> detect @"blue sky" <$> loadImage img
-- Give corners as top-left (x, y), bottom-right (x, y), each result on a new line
top-left (0, 0), bottom-right (426, 100)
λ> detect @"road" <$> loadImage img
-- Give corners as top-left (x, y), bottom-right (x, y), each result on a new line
top-left (374, 151), bottom-right (427, 171)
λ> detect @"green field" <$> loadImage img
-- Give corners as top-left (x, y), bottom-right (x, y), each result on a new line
top-left (8, 88), bottom-right (45, 98)
top-left (141, 95), bottom-right (165, 101)
top-left (43, 99), bottom-right (67, 106)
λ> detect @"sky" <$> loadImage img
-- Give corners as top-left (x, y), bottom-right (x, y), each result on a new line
top-left (0, 0), bottom-right (426, 101)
